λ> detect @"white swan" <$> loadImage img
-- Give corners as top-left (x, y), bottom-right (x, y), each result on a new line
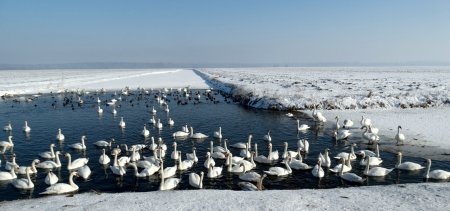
top-left (343, 119), bottom-right (354, 129)
top-left (369, 125), bottom-right (379, 135)
top-left (211, 141), bottom-right (227, 159)
top-left (119, 117), bottom-right (126, 128)
top-left (264, 158), bottom-right (292, 176)
top-left (159, 160), bottom-right (180, 191)
top-left (213, 127), bottom-right (223, 139)
top-left (12, 167), bottom-right (34, 189)
top-left (182, 124), bottom-right (189, 133)
top-left (318, 149), bottom-right (331, 167)
top-left (286, 113), bottom-right (294, 118)
top-left (334, 116), bottom-right (341, 130)
top-left (56, 128), bottom-right (65, 141)
top-left (156, 119), bottom-right (163, 130)
top-left (94, 139), bottom-right (113, 147)
top-left (149, 116), bottom-right (156, 125)
top-left (288, 149), bottom-right (312, 170)
top-left (168, 118), bottom-right (174, 126)
top-left (230, 135), bottom-right (251, 149)
top-left (97, 105), bottom-right (103, 114)
top-left (263, 130), bottom-right (272, 142)
top-left (170, 142), bottom-right (180, 160)
top-left (298, 139), bottom-right (310, 153)
top-left (178, 152), bottom-right (194, 170)
top-left (239, 143), bottom-right (251, 159)
top-left (37, 151), bottom-right (62, 169)
top-left (160, 159), bottom-right (177, 179)
top-left (77, 165), bottom-right (91, 179)
top-left (204, 152), bottom-right (216, 168)
top-left (396, 152), bottom-right (424, 171)
top-left (186, 148), bottom-right (198, 162)
top-left (39, 143), bottom-right (56, 159)
top-left (23, 121), bottom-right (31, 133)
top-left (297, 120), bottom-right (310, 131)
top-left (189, 172), bottom-right (204, 189)
top-left (395, 126), bottom-right (406, 145)
top-left (360, 116), bottom-right (371, 127)
top-left (5, 155), bottom-right (19, 171)
top-left (213, 139), bottom-right (228, 153)
top-left (110, 151), bottom-right (126, 176)
top-left (141, 124), bottom-right (150, 137)
top-left (316, 112), bottom-right (327, 123)
top-left (17, 159), bottom-right (40, 175)
top-left (364, 157), bottom-right (394, 177)
top-left (69, 135), bottom-right (87, 150)
top-left (312, 160), bottom-right (325, 178)
top-left (359, 153), bottom-right (383, 166)
top-left (253, 143), bottom-right (271, 164)
top-left (40, 172), bottom-right (79, 195)
top-left (334, 143), bottom-right (357, 160)
top-left (111, 107), bottom-right (117, 115)
top-left (424, 159), bottom-right (450, 180)
top-left (190, 126), bottom-right (208, 139)
top-left (238, 174), bottom-right (267, 191)
top-left (45, 171), bottom-right (59, 185)
top-left (268, 143), bottom-right (279, 161)
top-left (339, 158), bottom-right (365, 183)
top-left (173, 130), bottom-right (190, 138)
top-left (0, 136), bottom-right (14, 148)
top-left (282, 142), bottom-right (298, 159)
top-left (3, 121), bottom-right (12, 131)
top-left (334, 129), bottom-right (352, 141)
top-left (227, 154), bottom-right (244, 173)
top-left (330, 157), bottom-right (352, 174)
top-left (361, 126), bottom-right (379, 144)
top-left (65, 153), bottom-right (89, 170)
top-left (129, 163), bottom-right (155, 177)
top-left (0, 167), bottom-right (18, 181)
top-left (239, 164), bottom-right (261, 182)
top-left (207, 163), bottom-right (223, 178)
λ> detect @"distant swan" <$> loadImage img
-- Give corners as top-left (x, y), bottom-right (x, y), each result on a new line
top-left (297, 120), bottom-right (310, 131)
top-left (39, 143), bottom-right (56, 159)
top-left (56, 128), bottom-right (65, 141)
top-left (190, 126), bottom-right (208, 139)
top-left (363, 157), bottom-right (393, 177)
top-left (65, 153), bottom-right (89, 170)
top-left (23, 121), bottom-right (31, 133)
top-left (213, 127), bottom-right (223, 139)
top-left (3, 121), bottom-right (12, 131)
top-left (395, 125), bottom-right (406, 145)
top-left (0, 136), bottom-right (14, 148)
top-left (119, 117), bottom-right (126, 128)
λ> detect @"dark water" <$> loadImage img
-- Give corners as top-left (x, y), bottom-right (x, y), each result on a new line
top-left (0, 90), bottom-right (448, 201)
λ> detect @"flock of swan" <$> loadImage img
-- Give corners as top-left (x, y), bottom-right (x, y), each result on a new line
top-left (0, 87), bottom-right (449, 198)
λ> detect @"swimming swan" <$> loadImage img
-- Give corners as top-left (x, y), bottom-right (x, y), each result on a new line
top-left (190, 127), bottom-right (209, 139)
top-left (424, 159), bottom-right (450, 180)
top-left (65, 153), bottom-right (89, 170)
top-left (395, 152), bottom-right (424, 171)
top-left (69, 135), bottom-right (87, 150)
top-left (159, 160), bottom-right (180, 190)
top-left (56, 128), bottom-right (65, 141)
top-left (12, 167), bottom-right (34, 189)
top-left (39, 143), bottom-right (56, 159)
top-left (363, 157), bottom-right (393, 177)
top-left (189, 172), bottom-right (204, 189)
top-left (36, 151), bottom-right (62, 169)
top-left (45, 171), bottom-right (59, 185)
top-left (40, 172), bottom-right (79, 195)
top-left (23, 121), bottom-right (31, 133)
top-left (297, 120), bottom-right (310, 131)
top-left (213, 127), bottom-right (223, 139)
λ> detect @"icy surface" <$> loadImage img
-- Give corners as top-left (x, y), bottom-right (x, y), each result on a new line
top-left (1, 183), bottom-right (449, 211)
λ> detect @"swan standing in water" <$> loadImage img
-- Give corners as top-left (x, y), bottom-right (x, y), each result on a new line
top-left (45, 171), bottom-right (59, 185)
top-left (40, 172), bottom-right (79, 195)
top-left (189, 172), bottom-right (204, 189)
top-left (297, 120), bottom-right (310, 131)
top-left (23, 121), bottom-right (31, 133)
top-left (37, 151), bottom-right (62, 169)
top-left (39, 144), bottom-right (56, 159)
top-left (213, 127), bottom-right (223, 139)
top-left (56, 128), bottom-right (65, 141)
top-left (69, 135), bottom-right (87, 150)
top-left (263, 130), bottom-right (272, 142)
top-left (339, 158), bottom-right (365, 183)
top-left (3, 121), bottom-right (12, 131)
top-left (65, 153), bottom-right (89, 170)
top-left (0, 136), bottom-right (14, 148)
top-left (12, 167), bottom-right (34, 189)
top-left (396, 152), bottom-right (424, 171)
top-left (99, 149), bottom-right (111, 165)
top-left (364, 157), bottom-right (394, 177)
top-left (190, 127), bottom-right (208, 139)
top-left (424, 159), bottom-right (450, 180)
top-left (119, 117), bottom-right (126, 128)
top-left (395, 126), bottom-right (406, 145)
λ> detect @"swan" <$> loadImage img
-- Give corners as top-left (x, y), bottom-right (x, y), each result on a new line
top-left (334, 116), bottom-right (341, 130)
top-left (329, 157), bottom-right (352, 173)
top-left (395, 126), bottom-right (406, 145)
top-left (263, 130), bottom-right (272, 142)
top-left (298, 139), bottom-right (310, 153)
top-left (359, 153), bottom-right (383, 166)
top-left (369, 125), bottom-right (379, 135)
top-left (77, 165), bottom-right (91, 179)
top-left (227, 154), bottom-right (244, 173)
top-left (360, 116), bottom-right (371, 127)
top-left (158, 137), bottom-right (168, 151)
top-left (12, 167), bottom-right (34, 189)
top-left (168, 118), bottom-right (174, 126)
top-left (65, 153), bottom-right (89, 170)
top-left (129, 163), bottom-right (155, 177)
top-left (156, 119), bottom-right (163, 130)
top-left (264, 158), bottom-right (292, 176)
top-left (186, 148), bottom-right (198, 162)
top-left (424, 159), bottom-right (450, 180)
top-left (286, 113), bottom-right (294, 118)
top-left (173, 130), bottom-right (190, 138)
top-left (288, 149), bottom-right (312, 170)
top-left (136, 160), bottom-right (160, 174)
top-left (17, 159), bottom-right (39, 175)
top-left (164, 104), bottom-right (170, 113)
top-left (396, 152), bottom-right (424, 171)
top-left (151, 106), bottom-right (157, 114)
top-left (239, 164), bottom-right (261, 182)
top-left (282, 142), bottom-right (298, 159)
top-left (213, 139), bottom-right (228, 153)
top-left (94, 139), bottom-right (113, 147)
top-left (312, 160), bottom-right (325, 178)
top-left (364, 159), bottom-right (394, 177)
top-left (130, 147), bottom-right (141, 162)
top-left (110, 151), bottom-right (126, 176)
top-left (5, 155), bottom-right (19, 171)
top-left (97, 97), bottom-right (101, 103)
top-left (230, 135), bottom-right (252, 149)
top-left (339, 158), bottom-right (365, 183)
top-left (204, 152), bottom-right (216, 168)
top-left (211, 141), bottom-right (227, 159)
top-left (189, 172), bottom-right (204, 189)
top-left (268, 143), bottom-right (279, 161)
top-left (0, 136), bottom-right (14, 148)
top-left (56, 128), bottom-right (65, 141)
top-left (0, 167), bottom-right (18, 181)
top-left (111, 107), bottom-right (117, 115)
top-left (334, 143), bottom-right (357, 160)
top-left (3, 121), bottom-right (12, 131)
top-left (238, 174), bottom-right (267, 191)
top-left (97, 106), bottom-right (103, 114)
top-left (149, 116), bottom-right (156, 125)
top-left (318, 149), bottom-right (331, 168)
top-left (148, 137), bottom-right (157, 151)
top-left (343, 119), bottom-right (354, 129)
top-left (40, 172), bottom-right (79, 195)
top-left (297, 120), bottom-right (310, 131)
top-left (182, 124), bottom-right (189, 133)
top-left (69, 135), bottom-right (87, 150)
top-left (361, 126), bottom-right (379, 144)
top-left (45, 171), bottom-right (59, 185)
top-left (213, 127), bottom-right (223, 139)
top-left (190, 127), bottom-right (208, 139)
top-left (207, 163), bottom-right (223, 178)
top-left (170, 142), bottom-right (180, 160)
top-left (23, 121), bottom-right (31, 133)
top-left (39, 143), bottom-right (56, 159)
top-left (159, 160), bottom-right (180, 190)
top-left (178, 152), bottom-right (194, 170)
top-left (239, 143), bottom-right (251, 159)
top-left (333, 129), bottom-right (352, 141)
top-left (37, 151), bottom-right (62, 169)
top-left (119, 117), bottom-right (126, 128)
top-left (253, 143), bottom-right (271, 164)
top-left (316, 112), bottom-right (327, 123)
top-left (142, 124), bottom-right (150, 137)
top-left (160, 159), bottom-right (177, 179)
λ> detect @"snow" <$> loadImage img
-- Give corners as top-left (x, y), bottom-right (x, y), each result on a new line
top-left (1, 183), bottom-right (449, 210)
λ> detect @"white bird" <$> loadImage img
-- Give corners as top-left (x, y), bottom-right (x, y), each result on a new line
top-left (263, 130), bottom-right (272, 142)
top-left (297, 120), bottom-right (310, 131)
top-left (0, 167), bottom-right (17, 181)
top-left (160, 159), bottom-right (177, 179)
top-left (288, 152), bottom-right (312, 170)
top-left (264, 158), bottom-right (292, 176)
top-left (204, 152), bottom-right (216, 168)
top-left (316, 112), bottom-right (327, 123)
top-left (171, 142), bottom-right (180, 160)
top-left (159, 160), bottom-right (180, 190)
top-left (312, 160), bottom-right (325, 178)
top-left (45, 171), bottom-right (59, 185)
top-left (164, 104), bottom-right (170, 113)
top-left (189, 172), bottom-right (204, 189)
top-left (360, 116), bottom-right (371, 127)
top-left (99, 149), bottom-right (110, 165)
top-left (40, 172), bottom-right (79, 195)
top-left (363, 158), bottom-right (394, 177)
top-left (168, 118), bottom-right (174, 126)
top-left (368, 125), bottom-right (379, 135)
top-left (207, 163), bottom-right (223, 178)
top-left (239, 164), bottom-right (262, 182)
top-left (23, 121), bottom-right (31, 133)
top-left (149, 116), bottom-right (156, 125)
top-left (111, 107), bottom-right (117, 115)
top-left (5, 155), bottom-right (19, 171)
top-left (190, 126), bottom-right (208, 139)
top-left (0, 136), bottom-right (14, 148)
top-left (156, 119), bottom-right (163, 130)
top-left (97, 106), bottom-right (103, 114)
top-left (213, 127), bottom-right (223, 139)
top-left (119, 117), bottom-right (126, 128)
top-left (151, 106), bottom-right (157, 114)
top-left (77, 165), bottom-right (91, 179)
top-left (330, 157), bottom-right (352, 174)
top-left (3, 121), bottom-right (12, 131)
top-left (360, 153), bottom-right (383, 166)
top-left (424, 159), bottom-right (450, 180)
top-left (17, 159), bottom-right (40, 175)
top-left (238, 174), bottom-right (267, 191)
top-left (36, 151), bottom-right (62, 169)
top-left (298, 139), bottom-right (310, 153)
top-left (230, 135), bottom-right (251, 149)
top-left (361, 126), bottom-right (379, 144)
top-left (69, 135), bottom-right (87, 150)
top-left (334, 129), bottom-right (352, 141)
top-left (39, 143), bottom-right (56, 159)
top-left (182, 124), bottom-right (189, 133)
top-left (396, 152), bottom-right (424, 171)
top-left (334, 143), bottom-right (357, 160)
top-left (286, 113), bottom-right (294, 118)
top-left (227, 156), bottom-right (245, 173)
top-left (56, 128), bottom-right (65, 141)
top-left (334, 116), bottom-right (341, 130)
top-left (268, 142), bottom-right (279, 161)
top-left (93, 139), bottom-right (113, 147)
top-left (282, 142), bottom-right (298, 159)
top-left (65, 153), bottom-right (89, 170)
top-left (12, 167), bottom-right (34, 189)
top-left (343, 119), bottom-right (354, 129)
top-left (129, 163), bottom-right (155, 177)
top-left (395, 125), bottom-right (406, 145)
top-left (142, 124), bottom-right (150, 137)
top-left (178, 152), bottom-right (194, 170)
top-left (186, 148), bottom-right (198, 163)
top-left (318, 149), bottom-right (331, 168)
top-left (97, 97), bottom-right (101, 103)
top-left (339, 158), bottom-right (365, 183)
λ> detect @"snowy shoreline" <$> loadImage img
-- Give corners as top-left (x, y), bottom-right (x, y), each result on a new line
top-left (1, 183), bottom-right (449, 210)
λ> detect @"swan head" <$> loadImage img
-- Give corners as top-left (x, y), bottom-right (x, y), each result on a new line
top-left (65, 153), bottom-right (71, 157)
top-left (398, 125), bottom-right (402, 130)
top-left (50, 143), bottom-right (55, 147)
top-left (173, 142), bottom-right (177, 147)
top-left (55, 151), bottom-right (61, 155)
top-left (283, 142), bottom-right (287, 146)
top-left (397, 152), bottom-right (402, 156)
top-left (8, 135), bottom-right (13, 140)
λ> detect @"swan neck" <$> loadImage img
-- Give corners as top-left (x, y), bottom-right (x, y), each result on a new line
top-left (114, 153), bottom-right (119, 166)
top-left (26, 168), bottom-right (31, 184)
top-left (396, 154), bottom-right (402, 167)
top-left (285, 160), bottom-right (292, 173)
top-left (227, 155), bottom-right (232, 171)
top-left (69, 173), bottom-right (75, 187)
top-left (255, 144), bottom-right (258, 157)
top-left (376, 145), bottom-right (380, 158)
top-left (364, 157), bottom-right (370, 173)
top-left (268, 145), bottom-right (273, 160)
top-left (50, 145), bottom-right (55, 156)
top-left (210, 142), bottom-right (213, 154)
top-left (257, 176), bottom-right (265, 190)
top-left (55, 153), bottom-right (61, 166)
top-left (66, 154), bottom-right (72, 169)
top-left (339, 159), bottom-right (345, 176)
top-left (199, 173), bottom-right (204, 189)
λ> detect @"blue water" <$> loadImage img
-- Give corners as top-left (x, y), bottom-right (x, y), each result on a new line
top-left (0, 89), bottom-right (448, 201)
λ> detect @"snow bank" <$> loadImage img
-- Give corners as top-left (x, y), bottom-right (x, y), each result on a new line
top-left (1, 183), bottom-right (449, 210)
